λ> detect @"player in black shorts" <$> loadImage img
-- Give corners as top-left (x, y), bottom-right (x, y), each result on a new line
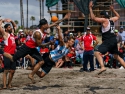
top-left (89, 1), bottom-right (125, 74)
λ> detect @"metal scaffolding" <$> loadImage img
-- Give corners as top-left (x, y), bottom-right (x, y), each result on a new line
top-left (48, 0), bottom-right (125, 32)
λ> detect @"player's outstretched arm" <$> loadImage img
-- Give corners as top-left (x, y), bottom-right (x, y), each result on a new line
top-left (49, 13), bottom-right (71, 28)
top-left (110, 5), bottom-right (120, 22)
top-left (89, 1), bottom-right (105, 23)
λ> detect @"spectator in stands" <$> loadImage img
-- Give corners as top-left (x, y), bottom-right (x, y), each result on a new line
top-left (65, 46), bottom-right (76, 68)
top-left (18, 29), bottom-right (23, 38)
top-left (77, 31), bottom-right (82, 40)
top-left (118, 26), bottom-right (125, 41)
top-left (26, 30), bottom-right (33, 41)
top-left (19, 32), bottom-right (26, 44)
top-left (53, 36), bottom-right (59, 48)
top-left (74, 33), bottom-right (79, 48)
top-left (40, 46), bottom-right (49, 56)
top-left (74, 34), bottom-right (84, 65)
top-left (103, 52), bottom-right (113, 68)
top-left (118, 42), bottom-right (125, 69)
top-left (64, 29), bottom-right (70, 42)
top-left (114, 29), bottom-right (122, 68)
top-left (115, 29), bottom-right (122, 44)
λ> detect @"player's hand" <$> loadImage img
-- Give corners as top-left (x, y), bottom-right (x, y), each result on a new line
top-left (109, 5), bottom-right (114, 11)
top-left (82, 47), bottom-right (84, 50)
top-left (50, 40), bottom-right (55, 45)
top-left (4, 19), bottom-right (12, 23)
top-left (64, 12), bottom-right (71, 19)
top-left (89, 1), bottom-right (93, 8)
top-left (0, 19), bottom-right (3, 26)
top-left (56, 25), bottom-right (60, 30)
top-left (55, 59), bottom-right (64, 68)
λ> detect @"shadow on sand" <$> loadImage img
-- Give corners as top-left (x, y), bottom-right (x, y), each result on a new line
top-left (23, 84), bottom-right (62, 90)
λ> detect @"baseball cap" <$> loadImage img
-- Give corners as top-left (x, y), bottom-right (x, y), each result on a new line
top-left (120, 26), bottom-right (124, 29)
top-left (100, 11), bottom-right (108, 16)
top-left (114, 29), bottom-right (118, 33)
top-left (21, 32), bottom-right (24, 35)
top-left (87, 27), bottom-right (90, 30)
top-left (100, 10), bottom-right (109, 18)
top-left (18, 29), bottom-right (23, 32)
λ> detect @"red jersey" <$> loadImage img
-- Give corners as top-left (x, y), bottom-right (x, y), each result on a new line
top-left (4, 34), bottom-right (16, 54)
top-left (14, 35), bottom-right (18, 39)
top-left (1, 62), bottom-right (4, 68)
top-left (40, 48), bottom-right (49, 54)
top-left (81, 34), bottom-right (96, 51)
top-left (20, 37), bottom-right (26, 43)
top-left (77, 36), bottom-right (82, 41)
top-left (26, 29), bottom-right (47, 48)
top-left (67, 47), bottom-right (76, 58)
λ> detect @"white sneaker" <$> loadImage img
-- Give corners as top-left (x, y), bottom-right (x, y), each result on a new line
top-left (119, 66), bottom-right (124, 69)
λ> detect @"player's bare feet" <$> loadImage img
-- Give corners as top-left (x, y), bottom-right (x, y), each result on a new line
top-left (28, 74), bottom-right (35, 84)
top-left (2, 86), bottom-right (7, 89)
top-left (98, 67), bottom-right (106, 75)
top-left (8, 84), bottom-right (12, 88)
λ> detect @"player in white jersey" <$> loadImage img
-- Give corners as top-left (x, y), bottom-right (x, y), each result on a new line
top-left (28, 25), bottom-right (74, 82)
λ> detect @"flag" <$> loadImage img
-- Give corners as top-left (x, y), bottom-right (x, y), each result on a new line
top-left (73, 0), bottom-right (97, 32)
top-left (46, 0), bottom-right (59, 7)
top-left (116, 0), bottom-right (125, 8)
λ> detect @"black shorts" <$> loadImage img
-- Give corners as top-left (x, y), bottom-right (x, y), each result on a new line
top-left (0, 68), bottom-right (4, 73)
top-left (13, 44), bottom-right (43, 62)
top-left (41, 53), bottom-right (55, 74)
top-left (97, 37), bottom-right (118, 54)
top-left (3, 55), bottom-right (16, 70)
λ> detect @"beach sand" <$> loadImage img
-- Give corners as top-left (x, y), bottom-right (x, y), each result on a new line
top-left (0, 67), bottom-right (125, 94)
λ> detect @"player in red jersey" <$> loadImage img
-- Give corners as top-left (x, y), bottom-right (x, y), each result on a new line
top-left (0, 18), bottom-right (17, 89)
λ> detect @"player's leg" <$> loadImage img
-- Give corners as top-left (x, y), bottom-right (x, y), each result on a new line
top-left (95, 43), bottom-right (108, 74)
top-left (4, 44), bottom-right (31, 62)
top-left (28, 48), bottom-right (44, 82)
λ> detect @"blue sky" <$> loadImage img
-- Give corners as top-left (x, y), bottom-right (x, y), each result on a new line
top-left (0, 0), bottom-right (62, 27)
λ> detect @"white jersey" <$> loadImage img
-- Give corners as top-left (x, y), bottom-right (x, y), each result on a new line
top-left (31, 29), bottom-right (47, 42)
top-left (50, 45), bottom-right (69, 62)
top-left (118, 31), bottom-right (125, 41)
